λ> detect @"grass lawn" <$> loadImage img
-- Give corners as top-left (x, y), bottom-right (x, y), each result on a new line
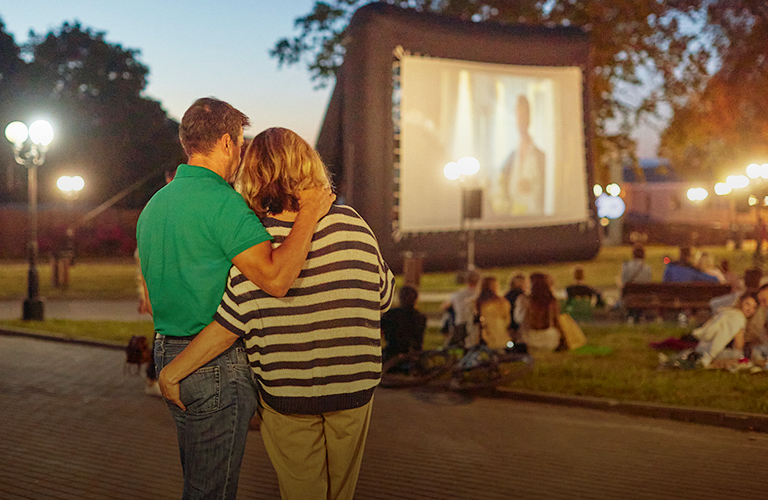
top-left (1, 245), bottom-right (760, 301)
top-left (2, 244), bottom-right (766, 415)
top-left (398, 244), bottom-right (759, 293)
top-left (4, 317), bottom-right (767, 416)
top-left (421, 322), bottom-right (768, 415)
top-left (0, 258), bottom-right (138, 301)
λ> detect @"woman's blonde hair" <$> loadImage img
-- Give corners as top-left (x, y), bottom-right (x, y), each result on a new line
top-left (236, 127), bottom-right (332, 217)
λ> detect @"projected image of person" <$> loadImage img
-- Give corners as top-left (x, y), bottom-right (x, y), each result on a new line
top-left (493, 94), bottom-right (546, 215)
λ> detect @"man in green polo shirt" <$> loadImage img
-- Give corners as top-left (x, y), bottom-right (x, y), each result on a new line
top-left (137, 97), bottom-right (334, 500)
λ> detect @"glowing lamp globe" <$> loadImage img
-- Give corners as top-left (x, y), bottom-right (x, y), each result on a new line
top-left (457, 157), bottom-right (480, 177)
top-left (443, 162), bottom-right (461, 181)
top-left (5, 121), bottom-right (28, 146)
top-left (595, 193), bottom-right (625, 219)
top-left (28, 120), bottom-right (54, 146)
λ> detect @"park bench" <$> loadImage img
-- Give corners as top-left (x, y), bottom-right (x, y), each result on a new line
top-left (621, 282), bottom-right (733, 317)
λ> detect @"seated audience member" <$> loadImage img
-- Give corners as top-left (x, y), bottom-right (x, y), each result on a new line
top-left (662, 245), bottom-right (719, 283)
top-left (620, 244), bottom-right (653, 287)
top-left (744, 284), bottom-right (768, 358)
top-left (441, 270), bottom-right (480, 347)
top-left (474, 276), bottom-right (512, 349)
top-left (719, 259), bottom-right (740, 291)
top-left (620, 244), bottom-right (654, 322)
top-left (382, 285), bottom-right (428, 362)
top-left (566, 265), bottom-right (605, 308)
top-left (692, 293), bottom-right (758, 367)
top-left (696, 252), bottom-right (726, 283)
top-left (504, 272), bottom-right (526, 337)
top-left (515, 273), bottom-right (564, 351)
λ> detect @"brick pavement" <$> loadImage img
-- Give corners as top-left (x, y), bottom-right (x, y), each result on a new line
top-left (3, 335), bottom-right (768, 499)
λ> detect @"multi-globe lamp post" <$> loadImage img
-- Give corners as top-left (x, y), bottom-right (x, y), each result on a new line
top-left (444, 156), bottom-right (481, 270)
top-left (712, 164), bottom-right (768, 262)
top-left (593, 183), bottom-right (626, 245)
top-left (5, 120), bottom-right (54, 320)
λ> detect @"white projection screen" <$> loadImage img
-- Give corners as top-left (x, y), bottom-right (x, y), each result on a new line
top-left (316, 3), bottom-right (601, 271)
top-left (398, 55), bottom-right (588, 233)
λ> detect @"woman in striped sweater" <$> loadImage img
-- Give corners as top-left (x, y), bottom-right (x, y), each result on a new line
top-left (158, 127), bottom-right (395, 500)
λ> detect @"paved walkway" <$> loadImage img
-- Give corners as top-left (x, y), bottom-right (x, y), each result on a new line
top-left (3, 334), bottom-right (768, 499)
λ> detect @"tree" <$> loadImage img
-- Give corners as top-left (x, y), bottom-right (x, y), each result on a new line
top-left (0, 17), bottom-right (24, 106)
top-left (659, 2), bottom-right (768, 180)
top-left (272, 1), bottom-right (713, 184)
top-left (0, 17), bottom-right (26, 201)
top-left (5, 22), bottom-right (184, 207)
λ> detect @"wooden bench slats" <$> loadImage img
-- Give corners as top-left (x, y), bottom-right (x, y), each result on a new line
top-left (622, 282), bottom-right (732, 313)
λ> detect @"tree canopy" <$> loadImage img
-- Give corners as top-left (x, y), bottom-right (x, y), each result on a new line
top-left (273, 0), bottom-right (764, 183)
top-left (0, 20), bottom-right (183, 207)
top-left (659, 1), bottom-right (768, 181)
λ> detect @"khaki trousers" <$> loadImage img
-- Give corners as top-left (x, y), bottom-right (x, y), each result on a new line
top-left (259, 396), bottom-right (374, 500)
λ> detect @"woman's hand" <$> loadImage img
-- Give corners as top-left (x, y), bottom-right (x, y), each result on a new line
top-left (298, 187), bottom-right (336, 220)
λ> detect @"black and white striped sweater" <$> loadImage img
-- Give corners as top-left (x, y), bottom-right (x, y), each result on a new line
top-left (214, 204), bottom-right (395, 414)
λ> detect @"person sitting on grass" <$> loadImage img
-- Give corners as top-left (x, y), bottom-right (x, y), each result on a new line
top-left (381, 285), bottom-right (427, 363)
top-left (515, 272), bottom-right (565, 351)
top-left (744, 284), bottom-right (768, 360)
top-left (504, 272), bottom-right (527, 338)
top-left (566, 265), bottom-right (605, 308)
top-left (662, 245), bottom-right (719, 283)
top-left (473, 276), bottom-right (512, 350)
top-left (696, 252), bottom-right (727, 283)
top-left (692, 292), bottom-right (758, 368)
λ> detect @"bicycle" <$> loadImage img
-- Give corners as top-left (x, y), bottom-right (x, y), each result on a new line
top-left (380, 342), bottom-right (534, 391)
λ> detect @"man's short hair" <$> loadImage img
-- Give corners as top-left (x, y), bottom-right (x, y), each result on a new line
top-left (679, 245), bottom-right (691, 263)
top-left (466, 270), bottom-right (481, 287)
top-left (573, 265), bottom-right (585, 281)
top-left (632, 244), bottom-right (645, 259)
top-left (509, 271), bottom-right (525, 288)
top-left (179, 97), bottom-right (250, 157)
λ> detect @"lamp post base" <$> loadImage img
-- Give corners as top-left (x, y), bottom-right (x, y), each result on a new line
top-left (23, 299), bottom-right (44, 321)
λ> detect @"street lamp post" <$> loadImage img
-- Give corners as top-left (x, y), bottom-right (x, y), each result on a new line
top-left (57, 175), bottom-right (84, 252)
top-left (444, 157), bottom-right (481, 271)
top-left (5, 120), bottom-right (54, 320)
top-left (55, 175), bottom-right (84, 288)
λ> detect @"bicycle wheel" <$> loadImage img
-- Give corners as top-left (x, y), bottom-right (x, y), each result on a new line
top-left (380, 350), bottom-right (453, 388)
top-left (448, 351), bottom-right (534, 392)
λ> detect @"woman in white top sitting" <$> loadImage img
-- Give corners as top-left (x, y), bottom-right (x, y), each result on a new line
top-left (693, 292), bottom-right (757, 367)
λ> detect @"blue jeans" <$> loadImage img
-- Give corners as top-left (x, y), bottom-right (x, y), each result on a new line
top-left (155, 334), bottom-right (257, 500)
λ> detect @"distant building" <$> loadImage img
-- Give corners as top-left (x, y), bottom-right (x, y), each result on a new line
top-left (620, 158), bottom-right (756, 245)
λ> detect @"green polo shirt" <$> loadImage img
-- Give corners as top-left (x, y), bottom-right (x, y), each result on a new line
top-left (137, 164), bottom-right (272, 337)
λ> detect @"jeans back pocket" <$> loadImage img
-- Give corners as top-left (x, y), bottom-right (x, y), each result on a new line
top-left (179, 366), bottom-right (221, 415)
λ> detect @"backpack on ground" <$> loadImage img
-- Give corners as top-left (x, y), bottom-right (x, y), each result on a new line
top-left (125, 335), bottom-right (152, 374)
